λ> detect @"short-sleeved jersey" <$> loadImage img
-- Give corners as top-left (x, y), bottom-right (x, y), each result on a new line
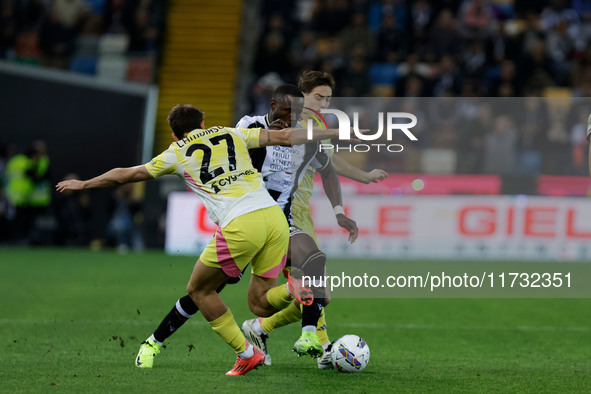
top-left (235, 115), bottom-right (330, 218)
top-left (145, 126), bottom-right (277, 227)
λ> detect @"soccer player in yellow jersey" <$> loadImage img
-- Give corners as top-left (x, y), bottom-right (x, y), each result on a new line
top-left (56, 104), bottom-right (343, 376)
top-left (245, 71), bottom-right (388, 369)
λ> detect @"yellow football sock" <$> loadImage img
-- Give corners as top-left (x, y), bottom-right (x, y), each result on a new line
top-left (209, 309), bottom-right (246, 353)
top-left (266, 283), bottom-right (292, 311)
top-left (261, 301), bottom-right (302, 333)
top-left (316, 307), bottom-right (329, 345)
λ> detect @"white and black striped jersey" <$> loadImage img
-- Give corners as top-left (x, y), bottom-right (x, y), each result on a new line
top-left (235, 114), bottom-right (330, 220)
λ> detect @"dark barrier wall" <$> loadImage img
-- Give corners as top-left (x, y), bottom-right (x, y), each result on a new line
top-left (0, 67), bottom-right (148, 181)
top-left (0, 63), bottom-right (153, 241)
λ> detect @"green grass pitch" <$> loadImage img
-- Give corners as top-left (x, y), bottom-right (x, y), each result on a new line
top-left (1, 248), bottom-right (589, 393)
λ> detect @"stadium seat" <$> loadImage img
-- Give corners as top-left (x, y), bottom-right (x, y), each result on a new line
top-left (14, 32), bottom-right (42, 64)
top-left (98, 33), bottom-right (130, 55)
top-left (74, 34), bottom-right (100, 57)
top-left (369, 63), bottom-right (398, 85)
top-left (543, 87), bottom-right (573, 97)
top-left (85, 0), bottom-right (106, 15)
top-left (370, 84), bottom-right (394, 97)
top-left (69, 56), bottom-right (98, 75)
top-left (97, 55), bottom-right (128, 81)
top-left (126, 56), bottom-right (154, 83)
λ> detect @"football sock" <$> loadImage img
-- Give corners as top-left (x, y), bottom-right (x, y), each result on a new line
top-left (209, 308), bottom-right (247, 354)
top-left (302, 299), bottom-right (324, 331)
top-left (253, 318), bottom-right (267, 335)
top-left (301, 251), bottom-right (326, 301)
top-left (237, 343), bottom-right (255, 359)
top-left (260, 300), bottom-right (302, 333)
top-left (153, 295), bottom-right (198, 343)
top-left (316, 307), bottom-right (329, 345)
top-left (266, 283), bottom-right (293, 310)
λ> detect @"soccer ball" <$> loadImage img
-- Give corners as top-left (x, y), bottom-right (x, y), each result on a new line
top-left (330, 334), bottom-right (370, 373)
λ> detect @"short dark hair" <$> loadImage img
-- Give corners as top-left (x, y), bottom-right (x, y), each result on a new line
top-left (297, 71), bottom-right (336, 93)
top-left (272, 84), bottom-right (304, 100)
top-left (167, 104), bottom-right (204, 139)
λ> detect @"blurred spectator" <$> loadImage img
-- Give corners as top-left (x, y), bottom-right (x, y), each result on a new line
top-left (516, 11), bottom-right (545, 55)
top-left (28, 140), bottom-right (51, 215)
top-left (249, 72), bottom-right (283, 116)
top-left (485, 19), bottom-right (521, 65)
top-left (374, 12), bottom-right (406, 61)
top-left (546, 16), bottom-right (575, 84)
top-left (515, 96), bottom-right (550, 175)
top-left (428, 9), bottom-right (462, 58)
top-left (431, 54), bottom-right (462, 97)
top-left (395, 53), bottom-right (432, 96)
top-left (339, 12), bottom-right (374, 58)
top-left (341, 56), bottom-right (371, 96)
top-left (462, 39), bottom-right (487, 79)
top-left (517, 39), bottom-right (556, 91)
top-left (459, 0), bottom-right (494, 40)
top-left (39, 0), bottom-right (91, 69)
top-left (290, 29), bottom-right (318, 73)
top-left (544, 118), bottom-right (572, 174)
top-left (317, 36), bottom-right (347, 84)
top-left (108, 183), bottom-right (144, 253)
top-left (124, 0), bottom-right (161, 52)
top-left (54, 173), bottom-right (91, 246)
top-left (0, 0), bottom-right (20, 59)
top-left (4, 145), bottom-right (35, 242)
top-left (410, 0), bottom-right (434, 53)
top-left (254, 31), bottom-right (290, 77)
top-left (0, 143), bottom-right (16, 242)
top-left (21, 0), bottom-right (46, 30)
top-left (483, 115), bottom-right (518, 175)
top-left (569, 108), bottom-right (590, 174)
top-left (571, 43), bottom-right (591, 88)
top-left (456, 102), bottom-right (491, 173)
top-left (489, 59), bottom-right (519, 96)
top-left (310, 0), bottom-right (350, 37)
top-left (103, 0), bottom-right (126, 33)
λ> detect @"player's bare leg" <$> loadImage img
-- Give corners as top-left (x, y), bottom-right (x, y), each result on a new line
top-left (187, 259), bottom-right (264, 375)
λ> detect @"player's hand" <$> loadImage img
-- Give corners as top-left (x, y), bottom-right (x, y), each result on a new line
top-left (268, 119), bottom-right (290, 130)
top-left (336, 214), bottom-right (358, 243)
top-left (56, 179), bottom-right (84, 193)
top-left (364, 169), bottom-right (388, 184)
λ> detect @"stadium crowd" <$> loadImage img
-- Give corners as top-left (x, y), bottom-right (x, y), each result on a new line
top-left (249, 0), bottom-right (591, 176)
top-left (0, 0), bottom-right (165, 81)
top-left (2, 0), bottom-right (591, 247)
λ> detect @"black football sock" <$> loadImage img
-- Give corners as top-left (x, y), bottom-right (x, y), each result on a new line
top-left (153, 295), bottom-right (199, 343)
top-left (302, 298), bottom-right (325, 329)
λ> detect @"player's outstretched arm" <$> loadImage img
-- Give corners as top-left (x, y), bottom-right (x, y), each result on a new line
top-left (56, 165), bottom-right (152, 193)
top-left (258, 127), bottom-right (347, 146)
top-left (331, 154), bottom-right (388, 184)
top-left (318, 162), bottom-right (359, 243)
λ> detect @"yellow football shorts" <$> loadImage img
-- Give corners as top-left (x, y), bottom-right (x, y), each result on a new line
top-left (291, 209), bottom-right (318, 246)
top-left (201, 205), bottom-right (289, 278)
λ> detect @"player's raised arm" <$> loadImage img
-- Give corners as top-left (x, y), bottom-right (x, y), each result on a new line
top-left (317, 161), bottom-right (359, 243)
top-left (258, 127), bottom-right (342, 146)
top-left (331, 154), bottom-right (388, 184)
top-left (56, 165), bottom-right (152, 193)
top-left (258, 125), bottom-right (372, 147)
